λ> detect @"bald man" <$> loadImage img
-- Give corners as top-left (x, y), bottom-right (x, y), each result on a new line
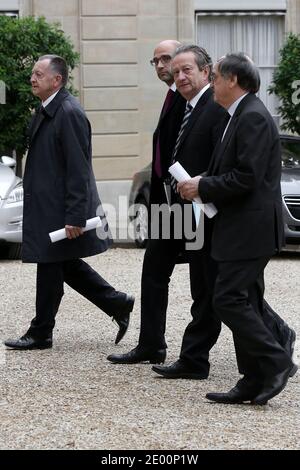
top-left (107, 42), bottom-right (226, 372)
top-left (107, 40), bottom-right (187, 364)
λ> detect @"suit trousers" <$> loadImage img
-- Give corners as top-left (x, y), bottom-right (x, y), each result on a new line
top-left (138, 237), bottom-right (221, 375)
top-left (251, 273), bottom-right (290, 348)
top-left (27, 259), bottom-right (128, 339)
top-left (213, 257), bottom-right (292, 379)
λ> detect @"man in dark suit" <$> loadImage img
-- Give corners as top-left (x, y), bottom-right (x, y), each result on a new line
top-left (107, 44), bottom-right (225, 378)
top-left (4, 55), bottom-right (134, 350)
top-left (178, 53), bottom-right (295, 404)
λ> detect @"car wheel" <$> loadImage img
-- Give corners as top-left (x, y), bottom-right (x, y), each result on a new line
top-left (134, 197), bottom-right (149, 248)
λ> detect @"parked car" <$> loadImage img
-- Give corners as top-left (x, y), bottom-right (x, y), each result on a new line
top-left (0, 156), bottom-right (23, 259)
top-left (280, 135), bottom-right (300, 248)
top-left (129, 135), bottom-right (300, 250)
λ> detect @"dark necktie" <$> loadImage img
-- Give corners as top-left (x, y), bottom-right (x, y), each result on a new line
top-left (221, 111), bottom-right (232, 142)
top-left (161, 88), bottom-right (174, 117)
top-left (170, 102), bottom-right (193, 192)
top-left (210, 111), bottom-right (232, 175)
top-left (154, 89), bottom-right (175, 178)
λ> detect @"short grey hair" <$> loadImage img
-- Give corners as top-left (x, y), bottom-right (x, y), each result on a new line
top-left (38, 54), bottom-right (68, 87)
top-left (217, 53), bottom-right (260, 93)
top-left (173, 44), bottom-right (213, 80)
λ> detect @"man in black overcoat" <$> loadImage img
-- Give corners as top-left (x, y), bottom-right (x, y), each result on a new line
top-left (5, 55), bottom-right (134, 350)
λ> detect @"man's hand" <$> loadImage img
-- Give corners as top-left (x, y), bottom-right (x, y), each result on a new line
top-left (177, 176), bottom-right (202, 201)
top-left (65, 225), bottom-right (84, 239)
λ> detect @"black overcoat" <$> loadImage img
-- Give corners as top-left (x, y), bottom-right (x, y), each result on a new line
top-left (22, 88), bottom-right (112, 263)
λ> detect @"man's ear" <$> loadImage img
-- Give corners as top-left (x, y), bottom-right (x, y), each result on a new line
top-left (203, 65), bottom-right (210, 79)
top-left (228, 74), bottom-right (238, 89)
top-left (54, 74), bottom-right (63, 87)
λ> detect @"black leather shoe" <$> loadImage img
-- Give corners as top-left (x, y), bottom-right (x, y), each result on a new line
top-left (152, 360), bottom-right (208, 379)
top-left (289, 363), bottom-right (298, 377)
top-left (206, 385), bottom-right (259, 404)
top-left (251, 366), bottom-right (293, 405)
top-left (107, 346), bottom-right (166, 364)
top-left (4, 334), bottom-right (52, 350)
top-left (283, 328), bottom-right (298, 377)
top-left (112, 294), bottom-right (135, 344)
top-left (284, 327), bottom-right (296, 356)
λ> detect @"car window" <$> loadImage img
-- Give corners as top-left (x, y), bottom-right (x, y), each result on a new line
top-left (281, 140), bottom-right (300, 169)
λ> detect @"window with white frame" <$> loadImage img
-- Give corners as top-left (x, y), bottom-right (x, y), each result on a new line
top-left (0, 11), bottom-right (18, 17)
top-left (196, 11), bottom-right (285, 126)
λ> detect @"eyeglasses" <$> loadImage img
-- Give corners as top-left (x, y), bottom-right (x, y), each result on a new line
top-left (150, 54), bottom-right (172, 67)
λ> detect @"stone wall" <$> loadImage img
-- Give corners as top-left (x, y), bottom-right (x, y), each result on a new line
top-left (15, 0), bottom-right (300, 182)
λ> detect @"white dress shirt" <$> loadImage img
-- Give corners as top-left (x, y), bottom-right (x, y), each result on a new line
top-left (42, 89), bottom-right (60, 108)
top-left (189, 83), bottom-right (211, 109)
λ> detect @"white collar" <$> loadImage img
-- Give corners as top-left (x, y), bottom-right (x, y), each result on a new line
top-left (227, 93), bottom-right (249, 117)
top-left (170, 82), bottom-right (177, 92)
top-left (189, 83), bottom-right (210, 108)
top-left (42, 90), bottom-right (60, 108)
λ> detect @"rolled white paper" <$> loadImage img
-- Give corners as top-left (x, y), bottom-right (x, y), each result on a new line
top-left (49, 216), bottom-right (102, 243)
top-left (169, 161), bottom-right (218, 219)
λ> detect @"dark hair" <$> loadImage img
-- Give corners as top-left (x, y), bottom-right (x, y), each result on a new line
top-left (38, 54), bottom-right (68, 86)
top-left (218, 53), bottom-right (260, 93)
top-left (173, 44), bottom-right (213, 80)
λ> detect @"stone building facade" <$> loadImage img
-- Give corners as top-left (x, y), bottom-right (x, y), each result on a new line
top-left (1, 0), bottom-right (299, 201)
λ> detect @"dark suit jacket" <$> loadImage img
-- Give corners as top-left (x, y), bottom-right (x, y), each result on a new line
top-left (150, 90), bottom-right (186, 205)
top-left (198, 93), bottom-right (284, 261)
top-left (175, 87), bottom-right (226, 177)
top-left (168, 87), bottom-right (227, 247)
top-left (22, 88), bottom-right (111, 263)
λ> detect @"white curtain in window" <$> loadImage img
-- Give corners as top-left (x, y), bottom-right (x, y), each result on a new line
top-left (196, 14), bottom-right (285, 123)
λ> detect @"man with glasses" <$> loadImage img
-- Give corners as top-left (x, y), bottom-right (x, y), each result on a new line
top-left (107, 44), bottom-right (226, 377)
top-left (107, 39), bottom-right (186, 365)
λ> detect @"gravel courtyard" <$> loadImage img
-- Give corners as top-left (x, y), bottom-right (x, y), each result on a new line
top-left (0, 247), bottom-right (299, 450)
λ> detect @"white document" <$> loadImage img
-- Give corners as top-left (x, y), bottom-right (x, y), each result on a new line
top-left (49, 216), bottom-right (102, 243)
top-left (169, 161), bottom-right (218, 219)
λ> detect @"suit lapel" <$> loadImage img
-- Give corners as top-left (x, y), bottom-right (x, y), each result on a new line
top-left (30, 107), bottom-right (46, 143)
top-left (210, 114), bottom-right (238, 174)
top-left (209, 94), bottom-right (256, 175)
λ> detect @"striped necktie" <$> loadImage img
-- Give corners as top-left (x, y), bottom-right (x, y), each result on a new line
top-left (170, 102), bottom-right (193, 192)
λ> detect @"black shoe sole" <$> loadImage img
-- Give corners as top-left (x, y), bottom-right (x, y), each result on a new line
top-left (108, 357), bottom-right (166, 365)
top-left (206, 398), bottom-right (249, 404)
top-left (152, 371), bottom-right (208, 380)
top-left (107, 350), bottom-right (166, 365)
top-left (289, 363), bottom-right (298, 377)
top-left (4, 343), bottom-right (52, 350)
top-left (287, 329), bottom-right (296, 357)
